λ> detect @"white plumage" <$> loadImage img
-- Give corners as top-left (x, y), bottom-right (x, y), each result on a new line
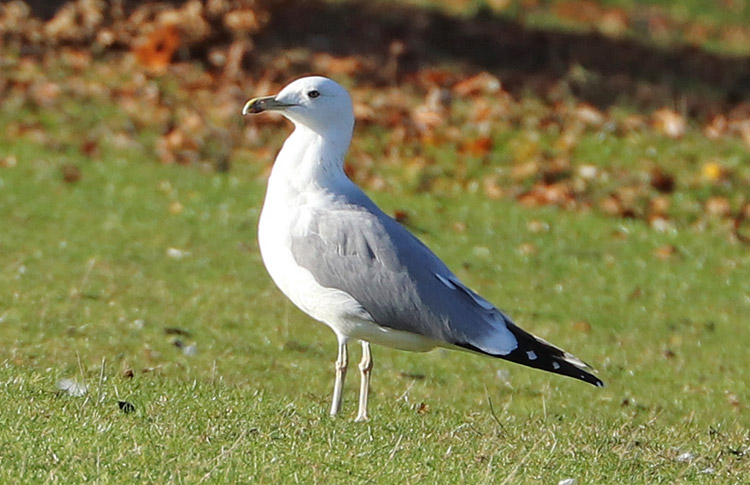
top-left (243, 76), bottom-right (602, 421)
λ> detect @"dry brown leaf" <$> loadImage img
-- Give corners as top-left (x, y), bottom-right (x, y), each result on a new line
top-left (453, 72), bottom-right (502, 97)
top-left (650, 167), bottom-right (675, 193)
top-left (393, 210), bottom-right (409, 224)
top-left (598, 8), bottom-right (628, 36)
top-left (452, 221), bottom-right (467, 233)
top-left (542, 157), bottom-right (571, 182)
top-left (703, 115), bottom-right (727, 139)
top-left (482, 175), bottom-right (504, 200)
top-left (517, 182), bottom-right (575, 208)
top-left (733, 202), bottom-right (750, 244)
top-left (726, 392), bottom-right (741, 410)
top-left (80, 139), bottom-right (99, 159)
top-left (621, 114), bottom-right (647, 132)
top-left (461, 136), bottom-right (493, 157)
top-left (61, 163), bottom-right (82, 183)
top-left (133, 24), bottom-right (181, 71)
top-left (312, 54), bottom-right (362, 76)
top-left (733, 120), bottom-right (750, 149)
top-left (599, 195), bottom-right (624, 217)
top-left (517, 242), bottom-right (538, 256)
top-left (29, 82), bottom-right (61, 108)
top-left (526, 220), bottom-right (549, 233)
top-left (649, 195), bottom-right (670, 216)
top-left (161, 0), bottom-right (210, 45)
top-left (0, 155), bottom-right (17, 168)
top-left (684, 22), bottom-right (712, 45)
top-left (44, 0), bottom-right (104, 43)
top-left (574, 103), bottom-right (605, 127)
top-left (705, 196), bottom-right (731, 217)
top-left (224, 8), bottom-right (265, 36)
top-left (510, 160), bottom-right (540, 181)
top-left (652, 108), bottom-right (686, 138)
top-left (653, 244), bottom-right (677, 259)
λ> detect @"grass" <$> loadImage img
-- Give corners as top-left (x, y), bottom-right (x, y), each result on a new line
top-left (2, 0), bottom-right (750, 477)
top-left (1, 96), bottom-right (749, 483)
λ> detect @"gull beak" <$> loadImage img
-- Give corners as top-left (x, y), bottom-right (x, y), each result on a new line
top-left (242, 96), bottom-right (290, 115)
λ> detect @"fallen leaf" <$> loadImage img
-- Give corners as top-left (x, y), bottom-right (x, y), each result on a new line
top-left (517, 242), bottom-right (538, 256)
top-left (705, 196), bottom-right (731, 217)
top-left (393, 210), bottom-right (409, 223)
top-left (517, 182), bottom-right (575, 208)
top-left (1, 155), bottom-right (18, 168)
top-left (654, 244), bottom-right (677, 259)
top-left (733, 203), bottom-right (750, 244)
top-left (652, 108), bottom-right (686, 138)
top-left (133, 24), bottom-right (181, 71)
top-left (703, 115), bottom-right (727, 139)
top-left (574, 103), bottom-right (604, 126)
top-left (526, 219), bottom-right (549, 233)
top-left (650, 167), bottom-right (675, 193)
top-left (61, 163), bottom-right (82, 183)
top-left (453, 72), bottom-right (502, 97)
top-left (649, 195), bottom-right (671, 216)
top-left (482, 175), bottom-right (504, 200)
top-left (461, 136), bottom-right (493, 157)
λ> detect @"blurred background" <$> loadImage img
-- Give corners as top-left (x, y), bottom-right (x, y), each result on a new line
top-left (2, 0), bottom-right (750, 231)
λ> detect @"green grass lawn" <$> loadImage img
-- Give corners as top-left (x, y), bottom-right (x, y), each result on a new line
top-left (1, 93), bottom-right (749, 482)
top-left (2, 0), bottom-right (750, 476)
top-left (391, 0), bottom-right (750, 54)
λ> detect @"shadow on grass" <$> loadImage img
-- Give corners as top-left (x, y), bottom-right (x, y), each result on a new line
top-left (24, 0), bottom-right (750, 116)
top-left (257, 1), bottom-right (750, 117)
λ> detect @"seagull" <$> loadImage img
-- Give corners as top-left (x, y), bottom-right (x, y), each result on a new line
top-left (242, 76), bottom-right (603, 421)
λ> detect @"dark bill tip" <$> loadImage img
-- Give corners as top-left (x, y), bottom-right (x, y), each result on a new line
top-left (242, 96), bottom-right (289, 115)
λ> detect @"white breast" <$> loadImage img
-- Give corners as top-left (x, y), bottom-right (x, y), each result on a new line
top-left (256, 125), bottom-right (442, 352)
top-left (258, 183), bottom-right (441, 352)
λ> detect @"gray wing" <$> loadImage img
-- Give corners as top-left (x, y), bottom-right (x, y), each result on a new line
top-left (290, 191), bottom-right (604, 387)
top-left (290, 195), bottom-right (518, 356)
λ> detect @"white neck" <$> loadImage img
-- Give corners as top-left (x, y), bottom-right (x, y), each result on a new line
top-left (267, 123), bottom-right (352, 198)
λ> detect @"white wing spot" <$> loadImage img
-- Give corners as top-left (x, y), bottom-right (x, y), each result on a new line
top-left (435, 273), bottom-right (457, 289)
top-left (527, 351), bottom-right (537, 360)
top-left (552, 362), bottom-right (561, 370)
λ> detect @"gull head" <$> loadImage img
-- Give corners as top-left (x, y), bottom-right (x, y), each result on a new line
top-left (242, 76), bottom-right (354, 137)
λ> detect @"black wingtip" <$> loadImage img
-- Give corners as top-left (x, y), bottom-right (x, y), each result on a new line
top-left (505, 321), bottom-right (604, 387)
top-left (460, 321), bottom-right (604, 387)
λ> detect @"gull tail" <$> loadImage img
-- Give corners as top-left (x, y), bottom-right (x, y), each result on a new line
top-left (500, 321), bottom-right (604, 387)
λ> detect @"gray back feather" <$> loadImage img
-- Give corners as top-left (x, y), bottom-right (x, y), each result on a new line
top-left (290, 188), bottom-right (518, 354)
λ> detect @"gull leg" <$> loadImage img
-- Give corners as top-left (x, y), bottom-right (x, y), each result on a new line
top-left (355, 340), bottom-right (373, 422)
top-left (330, 337), bottom-right (348, 416)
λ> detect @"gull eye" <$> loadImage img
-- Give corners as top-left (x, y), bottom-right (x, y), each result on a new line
top-left (307, 90), bottom-right (320, 99)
